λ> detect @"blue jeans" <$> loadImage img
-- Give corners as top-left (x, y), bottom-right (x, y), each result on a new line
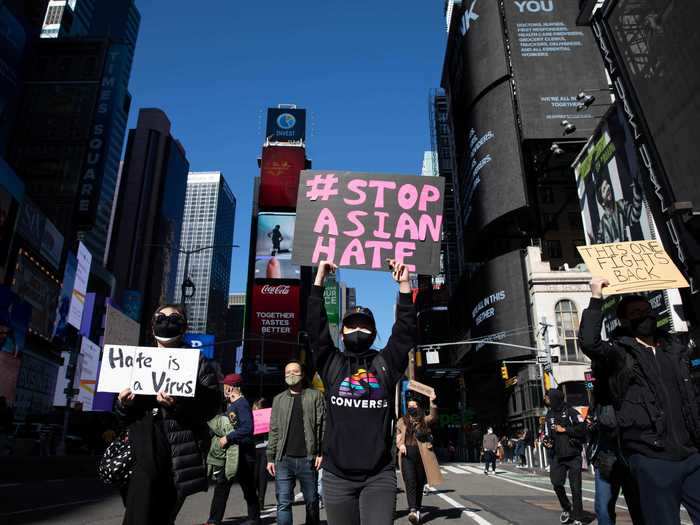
top-left (595, 468), bottom-right (618, 525)
top-left (276, 455), bottom-right (319, 525)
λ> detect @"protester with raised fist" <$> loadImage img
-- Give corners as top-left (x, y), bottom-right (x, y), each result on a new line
top-left (308, 259), bottom-right (416, 525)
top-left (579, 277), bottom-right (700, 524)
top-left (116, 304), bottom-right (219, 525)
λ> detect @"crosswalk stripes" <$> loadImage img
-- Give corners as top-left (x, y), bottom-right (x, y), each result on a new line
top-left (443, 465), bottom-right (472, 475)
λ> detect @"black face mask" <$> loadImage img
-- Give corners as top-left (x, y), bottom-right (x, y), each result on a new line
top-left (407, 407), bottom-right (419, 418)
top-left (629, 315), bottom-right (657, 338)
top-left (343, 331), bottom-right (374, 353)
top-left (153, 314), bottom-right (186, 340)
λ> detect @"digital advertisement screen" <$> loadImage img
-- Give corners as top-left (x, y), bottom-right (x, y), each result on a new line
top-left (607, 0), bottom-right (700, 211)
top-left (459, 82), bottom-right (527, 232)
top-left (266, 107), bottom-right (306, 143)
top-left (503, 0), bottom-right (611, 139)
top-left (247, 282), bottom-right (300, 364)
top-left (254, 212), bottom-right (301, 280)
top-left (259, 145), bottom-right (306, 209)
top-left (466, 250), bottom-right (532, 362)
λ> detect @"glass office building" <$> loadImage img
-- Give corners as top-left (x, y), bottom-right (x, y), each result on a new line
top-left (176, 172), bottom-right (236, 340)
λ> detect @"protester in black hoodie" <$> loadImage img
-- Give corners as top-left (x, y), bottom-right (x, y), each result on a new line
top-left (579, 277), bottom-right (700, 524)
top-left (308, 259), bottom-right (415, 525)
top-left (116, 304), bottom-right (220, 525)
top-left (543, 388), bottom-right (587, 525)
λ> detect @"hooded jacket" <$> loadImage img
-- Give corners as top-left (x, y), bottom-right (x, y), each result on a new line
top-left (544, 389), bottom-right (586, 459)
top-left (307, 284), bottom-right (416, 481)
top-left (579, 297), bottom-right (700, 459)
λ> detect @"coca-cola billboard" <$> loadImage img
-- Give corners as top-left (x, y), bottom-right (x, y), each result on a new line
top-left (249, 282), bottom-right (300, 362)
top-left (260, 145), bottom-right (306, 209)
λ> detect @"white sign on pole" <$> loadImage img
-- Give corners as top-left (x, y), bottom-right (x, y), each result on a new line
top-left (76, 337), bottom-right (100, 410)
top-left (97, 345), bottom-right (200, 397)
top-left (68, 242), bottom-right (92, 329)
top-left (53, 351), bottom-right (71, 407)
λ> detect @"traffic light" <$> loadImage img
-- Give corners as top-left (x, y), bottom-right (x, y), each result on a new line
top-left (500, 364), bottom-right (509, 380)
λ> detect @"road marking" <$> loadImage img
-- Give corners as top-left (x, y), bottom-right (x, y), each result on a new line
top-left (0, 498), bottom-right (107, 516)
top-left (460, 465), bottom-right (692, 525)
top-left (427, 487), bottom-right (493, 525)
top-left (440, 468), bottom-right (448, 475)
top-left (444, 465), bottom-right (471, 475)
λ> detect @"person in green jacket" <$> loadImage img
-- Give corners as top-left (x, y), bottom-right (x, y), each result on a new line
top-left (266, 360), bottom-right (325, 525)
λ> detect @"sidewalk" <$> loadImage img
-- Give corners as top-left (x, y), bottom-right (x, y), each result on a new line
top-left (0, 455), bottom-right (99, 482)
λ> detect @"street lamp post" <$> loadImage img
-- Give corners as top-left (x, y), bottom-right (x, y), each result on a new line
top-left (146, 243), bottom-right (240, 306)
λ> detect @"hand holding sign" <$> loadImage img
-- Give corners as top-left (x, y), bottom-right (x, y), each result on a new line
top-left (577, 240), bottom-right (689, 295)
top-left (294, 171), bottom-right (445, 274)
top-left (98, 345), bottom-right (200, 397)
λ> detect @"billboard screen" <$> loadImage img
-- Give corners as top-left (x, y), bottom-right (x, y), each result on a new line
top-left (259, 145), bottom-right (306, 209)
top-left (607, 0), bottom-right (700, 211)
top-left (466, 250), bottom-right (532, 362)
top-left (459, 82), bottom-right (527, 231)
top-left (11, 252), bottom-right (59, 339)
top-left (450, 0), bottom-right (509, 108)
top-left (266, 107), bottom-right (306, 143)
top-left (503, 0), bottom-right (611, 139)
top-left (573, 105), bottom-right (672, 334)
top-left (248, 282), bottom-right (300, 364)
top-left (255, 213), bottom-right (300, 280)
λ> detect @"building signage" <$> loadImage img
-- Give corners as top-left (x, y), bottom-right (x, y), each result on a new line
top-left (11, 252), bottom-right (59, 338)
top-left (52, 251), bottom-right (77, 341)
top-left (254, 213), bottom-right (300, 280)
top-left (14, 349), bottom-right (59, 419)
top-left (293, 171), bottom-right (445, 274)
top-left (265, 107), bottom-right (306, 143)
top-left (503, 0), bottom-right (611, 139)
top-left (76, 43), bottom-right (128, 227)
top-left (76, 337), bottom-right (100, 411)
top-left (68, 242), bottom-right (92, 330)
top-left (464, 250), bottom-right (532, 362)
top-left (248, 282), bottom-right (300, 362)
top-left (184, 333), bottom-right (215, 360)
top-left (259, 145), bottom-right (306, 209)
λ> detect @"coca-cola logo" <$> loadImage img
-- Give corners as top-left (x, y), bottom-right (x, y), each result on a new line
top-left (261, 284), bottom-right (290, 295)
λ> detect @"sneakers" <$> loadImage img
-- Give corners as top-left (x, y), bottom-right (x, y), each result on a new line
top-left (560, 511), bottom-right (570, 523)
top-left (408, 510), bottom-right (421, 524)
top-left (483, 470), bottom-right (489, 475)
top-left (423, 485), bottom-right (429, 496)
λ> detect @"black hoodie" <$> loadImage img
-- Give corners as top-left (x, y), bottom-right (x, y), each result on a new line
top-left (307, 285), bottom-right (416, 481)
top-left (544, 388), bottom-right (586, 459)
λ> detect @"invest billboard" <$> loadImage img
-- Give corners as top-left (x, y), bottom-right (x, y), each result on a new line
top-left (266, 107), bottom-right (306, 143)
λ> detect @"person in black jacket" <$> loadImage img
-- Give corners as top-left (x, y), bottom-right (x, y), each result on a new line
top-left (205, 373), bottom-right (260, 525)
top-left (116, 304), bottom-right (220, 525)
top-left (308, 259), bottom-right (416, 525)
top-left (579, 277), bottom-right (700, 524)
top-left (543, 388), bottom-right (587, 525)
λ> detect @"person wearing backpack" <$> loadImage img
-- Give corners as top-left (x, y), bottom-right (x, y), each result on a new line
top-left (308, 259), bottom-right (416, 525)
top-left (543, 388), bottom-right (588, 525)
top-left (580, 277), bottom-right (700, 524)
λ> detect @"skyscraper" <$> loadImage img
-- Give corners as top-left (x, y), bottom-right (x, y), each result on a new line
top-left (176, 172), bottom-right (236, 342)
top-left (107, 108), bottom-right (189, 342)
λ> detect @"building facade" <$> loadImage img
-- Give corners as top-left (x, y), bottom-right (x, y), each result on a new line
top-left (107, 108), bottom-right (189, 342)
top-left (176, 172), bottom-right (235, 343)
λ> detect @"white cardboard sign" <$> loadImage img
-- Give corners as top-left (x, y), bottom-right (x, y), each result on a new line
top-left (97, 345), bottom-right (200, 397)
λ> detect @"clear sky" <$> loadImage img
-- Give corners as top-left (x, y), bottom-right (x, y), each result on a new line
top-left (129, 1), bottom-right (447, 341)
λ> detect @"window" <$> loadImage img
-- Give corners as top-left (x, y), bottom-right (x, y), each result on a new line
top-left (44, 5), bottom-right (64, 25)
top-left (555, 300), bottom-right (583, 362)
top-left (544, 240), bottom-right (562, 259)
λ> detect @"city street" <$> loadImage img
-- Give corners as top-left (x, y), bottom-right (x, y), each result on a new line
top-left (1, 463), bottom-right (660, 525)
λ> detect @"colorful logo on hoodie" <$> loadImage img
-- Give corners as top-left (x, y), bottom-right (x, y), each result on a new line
top-left (338, 368), bottom-right (383, 399)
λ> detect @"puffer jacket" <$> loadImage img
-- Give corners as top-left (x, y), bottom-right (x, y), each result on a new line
top-left (579, 298), bottom-right (700, 455)
top-left (206, 415), bottom-right (240, 480)
top-left (116, 353), bottom-right (220, 497)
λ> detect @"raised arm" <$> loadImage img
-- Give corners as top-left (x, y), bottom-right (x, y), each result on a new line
top-left (379, 260), bottom-right (416, 377)
top-left (307, 261), bottom-right (340, 376)
top-left (425, 396), bottom-right (438, 426)
top-left (578, 277), bottom-right (616, 364)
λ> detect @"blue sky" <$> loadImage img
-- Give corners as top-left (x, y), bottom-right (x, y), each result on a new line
top-left (129, 1), bottom-right (447, 341)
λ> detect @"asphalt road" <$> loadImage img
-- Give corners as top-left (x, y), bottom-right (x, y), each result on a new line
top-left (0, 462), bottom-right (679, 525)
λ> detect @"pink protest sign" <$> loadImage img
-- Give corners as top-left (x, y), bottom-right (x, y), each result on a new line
top-left (293, 171), bottom-right (445, 274)
top-left (253, 408), bottom-right (272, 435)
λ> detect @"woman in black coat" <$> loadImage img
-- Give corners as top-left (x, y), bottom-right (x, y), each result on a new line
top-left (116, 304), bottom-right (220, 525)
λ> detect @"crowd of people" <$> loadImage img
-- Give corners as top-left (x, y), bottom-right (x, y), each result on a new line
top-left (104, 263), bottom-right (700, 525)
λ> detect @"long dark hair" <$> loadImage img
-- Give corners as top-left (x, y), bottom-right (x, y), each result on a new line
top-left (402, 407), bottom-right (429, 443)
